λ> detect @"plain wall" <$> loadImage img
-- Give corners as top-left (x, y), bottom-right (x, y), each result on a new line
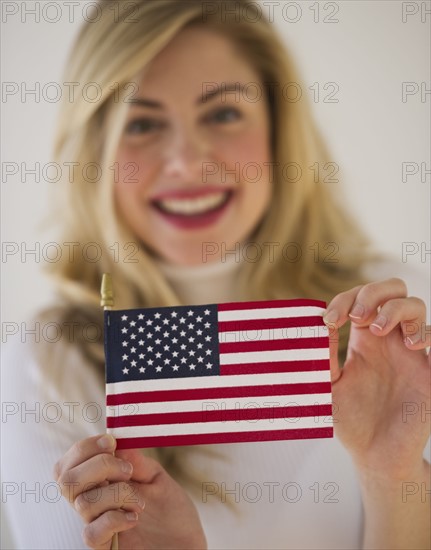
top-left (1, 1), bottom-right (430, 547)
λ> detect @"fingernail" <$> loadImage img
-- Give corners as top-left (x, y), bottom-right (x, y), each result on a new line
top-left (405, 333), bottom-right (420, 346)
top-left (371, 314), bottom-right (387, 330)
top-left (139, 497), bottom-right (146, 510)
top-left (121, 461), bottom-right (133, 474)
top-left (97, 434), bottom-right (115, 450)
top-left (323, 310), bottom-right (338, 325)
top-left (349, 303), bottom-right (365, 320)
top-left (126, 511), bottom-right (138, 521)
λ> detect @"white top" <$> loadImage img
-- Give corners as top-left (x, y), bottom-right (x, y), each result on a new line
top-left (1, 256), bottom-right (429, 549)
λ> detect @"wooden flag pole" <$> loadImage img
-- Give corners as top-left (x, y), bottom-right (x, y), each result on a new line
top-left (100, 273), bottom-right (119, 550)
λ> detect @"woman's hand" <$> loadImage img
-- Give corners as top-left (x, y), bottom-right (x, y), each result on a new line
top-left (324, 277), bottom-right (430, 479)
top-left (53, 434), bottom-right (207, 550)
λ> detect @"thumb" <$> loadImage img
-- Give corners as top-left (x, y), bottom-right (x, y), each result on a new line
top-left (115, 448), bottom-right (162, 484)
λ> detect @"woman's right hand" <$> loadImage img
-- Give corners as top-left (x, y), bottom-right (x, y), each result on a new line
top-left (53, 434), bottom-right (207, 550)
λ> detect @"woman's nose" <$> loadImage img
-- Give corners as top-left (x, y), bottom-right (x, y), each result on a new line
top-left (162, 127), bottom-right (209, 180)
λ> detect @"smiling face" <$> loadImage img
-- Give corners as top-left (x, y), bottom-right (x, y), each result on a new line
top-left (114, 25), bottom-right (273, 266)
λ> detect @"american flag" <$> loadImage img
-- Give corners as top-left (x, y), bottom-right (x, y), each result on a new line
top-left (104, 299), bottom-right (333, 449)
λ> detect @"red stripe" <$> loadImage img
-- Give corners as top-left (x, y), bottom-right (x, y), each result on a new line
top-left (217, 299), bottom-right (326, 311)
top-left (219, 337), bottom-right (328, 353)
top-left (220, 359), bottom-right (330, 375)
top-left (218, 316), bottom-right (325, 332)
top-left (107, 404), bottom-right (332, 428)
top-left (114, 427), bottom-right (334, 449)
top-left (106, 381), bottom-right (331, 406)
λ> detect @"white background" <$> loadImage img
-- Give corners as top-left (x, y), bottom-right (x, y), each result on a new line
top-left (1, 2), bottom-right (430, 546)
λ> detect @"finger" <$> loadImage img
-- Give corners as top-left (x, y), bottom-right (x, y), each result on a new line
top-left (115, 449), bottom-right (162, 484)
top-left (82, 509), bottom-right (139, 550)
top-left (367, 296), bottom-right (426, 336)
top-left (57, 453), bottom-right (134, 503)
top-left (74, 481), bottom-right (145, 523)
top-left (324, 278), bottom-right (408, 328)
top-left (404, 324), bottom-right (431, 350)
top-left (54, 434), bottom-right (117, 481)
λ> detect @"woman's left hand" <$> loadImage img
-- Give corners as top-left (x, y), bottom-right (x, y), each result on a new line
top-left (324, 277), bottom-right (430, 479)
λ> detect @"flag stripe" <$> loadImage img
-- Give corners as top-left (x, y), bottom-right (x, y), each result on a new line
top-left (218, 325), bottom-right (328, 342)
top-left (217, 299), bottom-right (327, 311)
top-left (219, 336), bottom-right (329, 353)
top-left (106, 392), bottom-right (332, 417)
top-left (218, 316), bottom-right (326, 332)
top-left (106, 370), bottom-right (330, 395)
top-left (220, 359), bottom-right (330, 375)
top-left (219, 347), bottom-right (329, 365)
top-left (106, 381), bottom-right (331, 406)
top-left (218, 306), bottom-right (325, 322)
top-left (108, 415), bottom-right (333, 438)
top-left (112, 427), bottom-right (334, 449)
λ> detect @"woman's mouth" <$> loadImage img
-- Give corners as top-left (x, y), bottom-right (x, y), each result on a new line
top-left (150, 189), bottom-right (234, 229)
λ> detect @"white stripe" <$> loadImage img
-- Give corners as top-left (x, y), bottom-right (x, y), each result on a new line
top-left (218, 306), bottom-right (325, 322)
top-left (108, 415), bottom-right (333, 438)
top-left (106, 393), bottom-right (333, 417)
top-left (218, 326), bottom-right (329, 343)
top-left (220, 347), bottom-right (329, 365)
top-left (106, 369), bottom-right (330, 395)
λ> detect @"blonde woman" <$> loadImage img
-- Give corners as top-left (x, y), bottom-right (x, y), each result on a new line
top-left (2, 1), bottom-right (430, 549)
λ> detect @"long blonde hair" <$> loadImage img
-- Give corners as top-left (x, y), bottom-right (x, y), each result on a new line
top-left (37, 0), bottom-right (373, 487)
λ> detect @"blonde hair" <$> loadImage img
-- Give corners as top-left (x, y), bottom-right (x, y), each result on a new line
top-left (37, 0), bottom-right (375, 490)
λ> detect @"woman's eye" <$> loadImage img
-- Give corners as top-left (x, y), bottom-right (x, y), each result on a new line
top-left (125, 118), bottom-right (165, 134)
top-left (207, 107), bottom-right (242, 124)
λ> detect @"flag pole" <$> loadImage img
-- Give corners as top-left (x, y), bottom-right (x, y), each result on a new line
top-left (100, 273), bottom-right (119, 550)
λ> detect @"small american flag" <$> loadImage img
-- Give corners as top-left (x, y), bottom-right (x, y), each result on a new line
top-left (105, 299), bottom-right (333, 449)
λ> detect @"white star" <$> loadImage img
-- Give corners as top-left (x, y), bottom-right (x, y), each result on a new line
top-left (154, 312), bottom-right (161, 319)
top-left (204, 309), bottom-right (210, 315)
top-left (139, 366), bottom-right (146, 373)
top-left (155, 352), bottom-right (162, 358)
top-left (138, 339), bottom-right (144, 346)
top-left (121, 327), bottom-right (128, 334)
top-left (122, 354), bottom-right (128, 361)
top-left (154, 325), bottom-right (161, 332)
top-left (171, 324), bottom-right (178, 330)
top-left (138, 326), bottom-right (144, 333)
top-left (147, 359), bottom-right (154, 365)
top-left (164, 358), bottom-right (171, 365)
top-left (147, 346), bottom-right (153, 352)
top-left (139, 353), bottom-right (145, 359)
top-left (121, 315), bottom-right (128, 321)
top-left (172, 351), bottom-right (179, 357)
top-left (130, 320), bottom-right (136, 327)
top-left (179, 317), bottom-right (186, 323)
top-left (180, 357), bottom-right (187, 364)
top-left (146, 319), bottom-right (153, 325)
top-left (189, 364), bottom-right (196, 370)
top-left (155, 338), bottom-right (161, 345)
top-left (188, 337), bottom-right (195, 343)
top-left (196, 316), bottom-right (203, 322)
top-left (196, 329), bottom-right (203, 335)
top-left (122, 367), bottom-right (129, 374)
top-left (171, 311), bottom-right (178, 318)
top-left (180, 344), bottom-right (186, 350)
top-left (130, 334), bottom-right (136, 340)
top-left (197, 343), bottom-right (203, 349)
top-left (205, 349), bottom-right (212, 355)
top-left (204, 322), bottom-right (210, 329)
top-left (197, 357), bottom-right (203, 363)
top-left (163, 345), bottom-right (170, 351)
top-left (163, 318), bottom-right (169, 325)
top-left (188, 350), bottom-right (195, 356)
top-left (138, 313), bottom-right (144, 320)
top-left (206, 362), bottom-right (212, 369)
top-left (163, 331), bottom-right (169, 338)
top-left (130, 347), bottom-right (136, 353)
top-left (131, 360), bottom-right (137, 367)
top-left (172, 337), bottom-right (178, 344)
top-left (188, 323), bottom-right (194, 330)
top-left (187, 310), bottom-right (194, 316)
top-left (180, 330), bottom-right (186, 337)
top-left (205, 335), bottom-right (212, 342)
top-left (155, 366), bottom-right (162, 372)
top-left (172, 364), bottom-right (180, 371)
top-left (122, 341), bottom-right (128, 347)
top-left (147, 332), bottom-right (153, 339)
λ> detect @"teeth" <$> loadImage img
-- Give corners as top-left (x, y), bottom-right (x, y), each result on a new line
top-left (156, 191), bottom-right (229, 215)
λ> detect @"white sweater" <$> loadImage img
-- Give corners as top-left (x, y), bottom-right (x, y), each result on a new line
top-left (1, 255), bottom-right (429, 549)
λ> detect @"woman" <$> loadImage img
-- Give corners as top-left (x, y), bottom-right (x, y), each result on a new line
top-left (2, 0), bottom-right (429, 549)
